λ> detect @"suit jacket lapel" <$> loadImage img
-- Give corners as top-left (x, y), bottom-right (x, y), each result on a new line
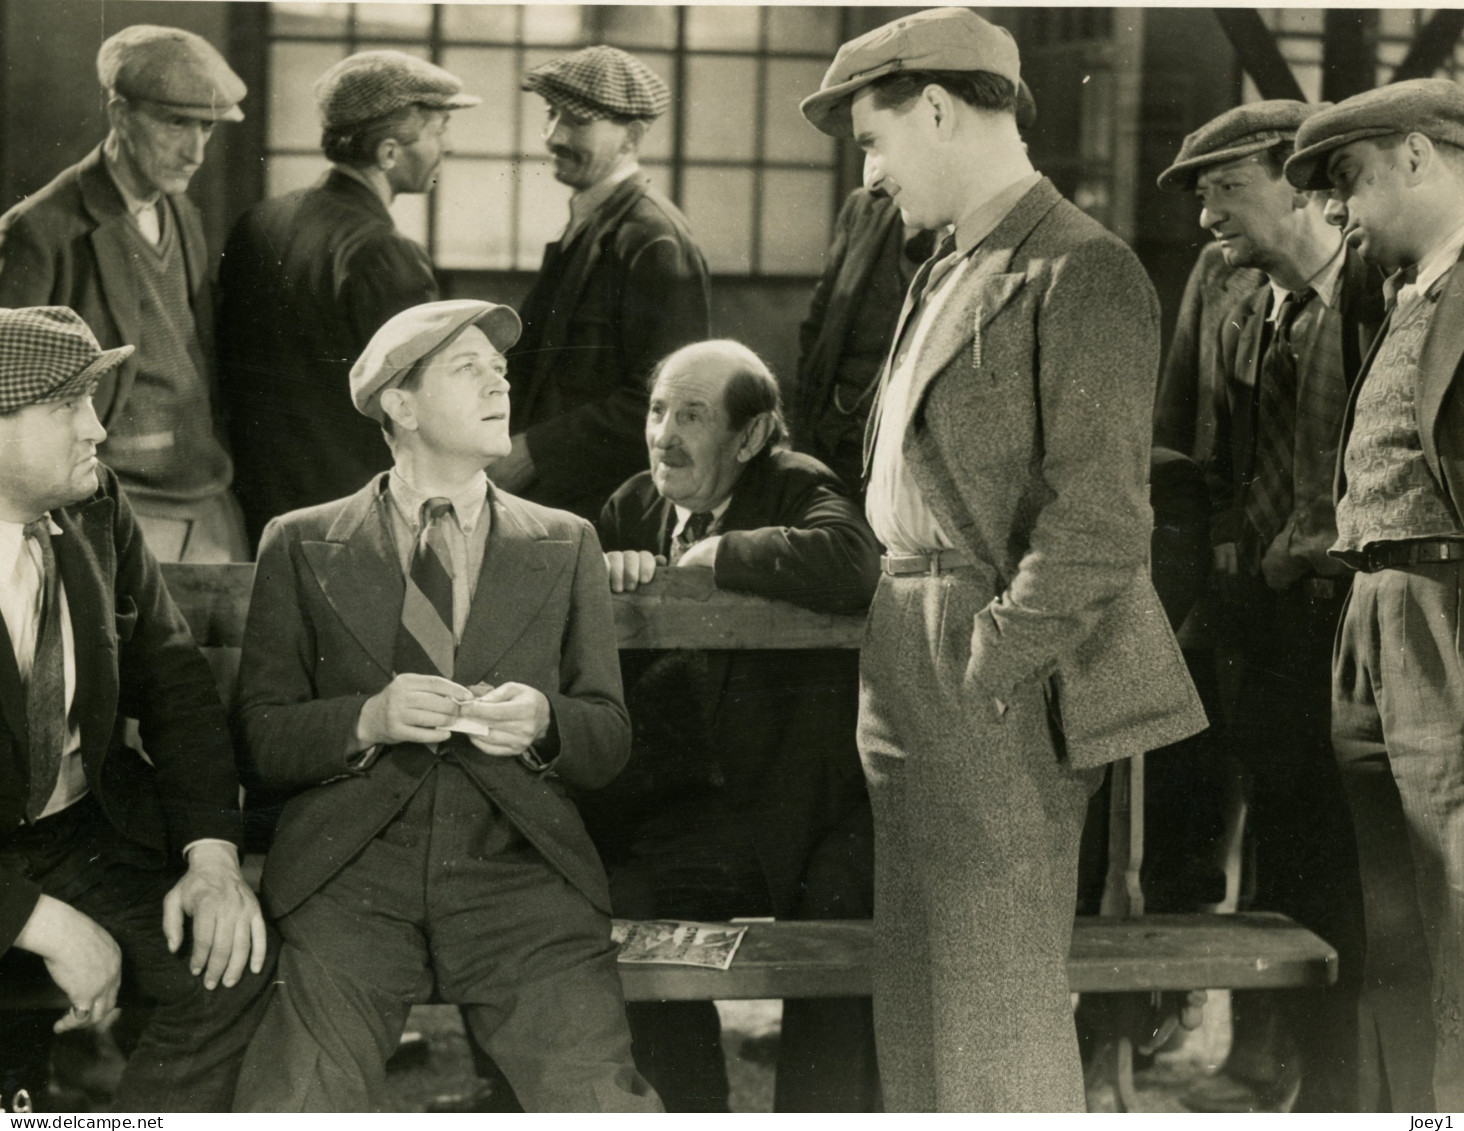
top-left (301, 478), bottom-right (403, 677)
top-left (50, 494), bottom-right (117, 757)
top-left (1416, 251), bottom-right (1464, 491)
top-left (78, 148), bottom-right (143, 358)
top-left (0, 613), bottom-right (25, 751)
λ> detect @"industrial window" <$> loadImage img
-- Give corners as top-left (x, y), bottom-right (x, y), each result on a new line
top-left (263, 3), bottom-right (842, 275)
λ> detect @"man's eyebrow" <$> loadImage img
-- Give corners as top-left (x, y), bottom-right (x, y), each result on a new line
top-left (854, 130), bottom-right (875, 148)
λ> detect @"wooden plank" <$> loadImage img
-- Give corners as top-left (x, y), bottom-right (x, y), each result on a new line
top-left (161, 562), bottom-right (866, 652)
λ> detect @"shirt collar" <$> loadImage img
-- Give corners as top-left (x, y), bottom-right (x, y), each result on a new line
top-left (1391, 218), bottom-right (1464, 307)
top-left (671, 494), bottom-right (732, 538)
top-left (1267, 235), bottom-right (1347, 317)
top-left (103, 151), bottom-right (161, 217)
top-left (387, 467), bottom-right (489, 536)
top-left (952, 171), bottom-right (1042, 255)
top-left (331, 162), bottom-right (393, 210)
top-left (568, 163), bottom-right (641, 234)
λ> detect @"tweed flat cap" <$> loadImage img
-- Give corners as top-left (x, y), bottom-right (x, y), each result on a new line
top-left (1285, 78), bottom-right (1464, 190)
top-left (522, 46), bottom-right (670, 122)
top-left (1157, 100), bottom-right (1324, 192)
top-left (97, 25), bottom-right (246, 122)
top-left (350, 300), bottom-right (522, 422)
top-left (316, 51), bottom-right (481, 130)
top-left (800, 8), bottom-right (1021, 139)
top-left (0, 307), bottom-right (133, 415)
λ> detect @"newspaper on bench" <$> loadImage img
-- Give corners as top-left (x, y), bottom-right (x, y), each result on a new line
top-left (612, 920), bottom-right (749, 970)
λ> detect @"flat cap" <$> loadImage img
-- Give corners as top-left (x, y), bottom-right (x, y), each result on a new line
top-left (523, 45), bottom-right (671, 122)
top-left (316, 50), bottom-right (481, 130)
top-left (1157, 100), bottom-right (1324, 192)
top-left (97, 25), bottom-right (246, 123)
top-left (0, 307), bottom-right (133, 415)
top-left (1286, 78), bottom-right (1464, 190)
top-left (800, 8), bottom-right (1021, 139)
top-left (350, 300), bottom-right (522, 422)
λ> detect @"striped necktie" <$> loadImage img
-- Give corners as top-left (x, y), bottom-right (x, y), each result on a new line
top-left (23, 519), bottom-right (66, 822)
top-left (394, 498), bottom-right (456, 678)
top-left (1244, 287), bottom-right (1313, 555)
top-left (669, 510), bottom-right (715, 565)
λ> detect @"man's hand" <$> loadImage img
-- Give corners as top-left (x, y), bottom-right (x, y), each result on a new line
top-left (488, 434), bottom-right (536, 493)
top-left (460, 681), bottom-right (551, 758)
top-left (1260, 541), bottom-right (1308, 592)
top-left (162, 843), bottom-right (266, 991)
top-left (13, 895), bottom-right (121, 1032)
top-left (354, 673), bottom-right (471, 750)
top-left (1212, 542), bottom-right (1243, 603)
top-left (675, 535), bottom-right (721, 570)
top-left (605, 549), bottom-right (663, 592)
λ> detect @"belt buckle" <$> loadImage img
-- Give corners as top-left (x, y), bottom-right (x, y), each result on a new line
top-left (1362, 543), bottom-right (1385, 572)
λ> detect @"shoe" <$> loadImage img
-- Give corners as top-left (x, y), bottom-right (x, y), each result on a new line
top-left (424, 1079), bottom-right (523, 1113)
top-left (384, 1031), bottom-right (430, 1074)
top-left (1182, 1065), bottom-right (1301, 1113)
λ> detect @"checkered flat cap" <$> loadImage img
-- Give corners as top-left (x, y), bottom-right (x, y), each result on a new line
top-left (316, 50), bottom-right (481, 129)
top-left (523, 46), bottom-right (670, 122)
top-left (0, 308), bottom-right (133, 415)
top-left (97, 24), bottom-right (246, 122)
top-left (1157, 100), bottom-right (1324, 192)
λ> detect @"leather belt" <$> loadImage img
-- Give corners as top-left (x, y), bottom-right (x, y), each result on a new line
top-left (1344, 538), bottom-right (1464, 573)
top-left (881, 549), bottom-right (974, 576)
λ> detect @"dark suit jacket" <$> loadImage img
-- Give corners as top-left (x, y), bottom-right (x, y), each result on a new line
top-left (895, 178), bottom-right (1208, 768)
top-left (1335, 247), bottom-right (1464, 523)
top-left (236, 475), bottom-right (630, 918)
top-left (1210, 247), bottom-right (1385, 575)
top-left (590, 449), bottom-right (880, 916)
top-left (217, 171), bottom-right (440, 550)
top-left (0, 146), bottom-right (219, 433)
top-left (509, 174), bottom-right (710, 519)
top-left (0, 468), bottom-right (241, 952)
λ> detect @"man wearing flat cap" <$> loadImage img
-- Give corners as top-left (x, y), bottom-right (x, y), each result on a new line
top-left (1156, 100), bottom-right (1383, 1112)
top-left (0, 306), bottom-right (273, 1110)
top-left (503, 44), bottom-right (710, 521)
top-left (1283, 77), bottom-right (1464, 1112)
top-left (219, 51), bottom-right (481, 552)
top-left (0, 25), bottom-right (248, 565)
top-left (231, 300), bottom-right (659, 1112)
top-left (802, 7), bottom-right (1205, 1110)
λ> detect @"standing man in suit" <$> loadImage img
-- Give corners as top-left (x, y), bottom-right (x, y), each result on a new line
top-left (800, 9), bottom-right (1207, 1110)
top-left (1285, 78), bottom-right (1464, 1113)
top-left (1156, 101), bottom-right (1382, 1112)
top-left (218, 51), bottom-right (480, 552)
top-left (0, 26), bottom-right (247, 564)
top-left (231, 300), bottom-right (659, 1113)
top-left (0, 306), bottom-right (272, 1111)
top-left (593, 340), bottom-right (882, 1112)
top-left (503, 46), bottom-right (710, 521)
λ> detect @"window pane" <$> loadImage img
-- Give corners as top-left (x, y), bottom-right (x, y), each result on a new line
top-left (763, 59), bottom-right (834, 164)
top-left (1377, 8), bottom-right (1417, 38)
top-left (632, 51), bottom-right (675, 162)
top-left (685, 57), bottom-right (757, 161)
top-left (1275, 7), bottom-right (1324, 34)
top-left (767, 7), bottom-right (840, 55)
top-left (682, 166), bottom-right (753, 274)
top-left (520, 48), bottom-right (560, 158)
top-left (391, 192), bottom-right (429, 248)
top-left (516, 159), bottom-right (573, 269)
top-left (1292, 62), bottom-right (1323, 104)
top-left (1279, 36), bottom-right (1323, 64)
top-left (268, 41), bottom-right (347, 150)
top-left (641, 162), bottom-right (671, 198)
top-left (265, 154), bottom-right (329, 197)
top-left (370, 41), bottom-right (431, 61)
top-left (436, 158), bottom-right (511, 268)
top-left (686, 5), bottom-right (760, 50)
top-left (440, 47), bottom-right (517, 154)
top-left (759, 170), bottom-right (832, 276)
top-left (523, 5), bottom-right (586, 45)
top-left (442, 3), bottom-right (519, 42)
top-left (354, 3), bottom-right (433, 39)
top-left (598, 6), bottom-right (676, 49)
top-left (270, 2), bottom-right (349, 36)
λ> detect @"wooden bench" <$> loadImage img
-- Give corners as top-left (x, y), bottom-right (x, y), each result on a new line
top-left (5, 562), bottom-right (1335, 1106)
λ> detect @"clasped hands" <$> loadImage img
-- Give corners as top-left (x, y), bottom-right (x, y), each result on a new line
top-left (356, 672), bottom-right (550, 757)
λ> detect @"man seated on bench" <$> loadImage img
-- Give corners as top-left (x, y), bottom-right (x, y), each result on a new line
top-left (230, 300), bottom-right (660, 1113)
top-left (0, 306), bottom-right (273, 1111)
top-left (587, 339), bottom-right (882, 1111)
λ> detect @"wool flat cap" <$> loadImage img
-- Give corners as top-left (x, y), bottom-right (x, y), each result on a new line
top-left (522, 45), bottom-right (671, 121)
top-left (316, 50), bottom-right (481, 130)
top-left (800, 7), bottom-right (1021, 138)
top-left (0, 307), bottom-right (133, 415)
top-left (1157, 100), bottom-right (1324, 192)
top-left (350, 300), bottom-right (522, 422)
top-left (97, 25), bottom-right (246, 122)
top-left (1285, 78), bottom-right (1464, 190)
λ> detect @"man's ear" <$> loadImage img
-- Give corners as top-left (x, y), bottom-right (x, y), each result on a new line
top-left (1402, 131), bottom-right (1434, 183)
top-left (622, 118), bottom-right (649, 153)
top-left (736, 413), bottom-right (774, 462)
top-left (374, 136), bottom-right (400, 172)
top-left (379, 387), bottom-right (416, 433)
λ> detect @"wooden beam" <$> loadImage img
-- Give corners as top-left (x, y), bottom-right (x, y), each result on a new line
top-left (1391, 9), bottom-right (1464, 84)
top-left (1322, 9), bottom-right (1374, 103)
top-left (1212, 9), bottom-right (1306, 102)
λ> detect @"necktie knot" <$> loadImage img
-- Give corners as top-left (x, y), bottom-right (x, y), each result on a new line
top-left (22, 518), bottom-right (49, 543)
top-left (684, 511), bottom-right (714, 542)
top-left (420, 498), bottom-right (454, 527)
top-left (1275, 287), bottom-right (1314, 338)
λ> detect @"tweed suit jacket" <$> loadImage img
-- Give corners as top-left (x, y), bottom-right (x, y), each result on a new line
top-left (1210, 247), bottom-right (1385, 575)
top-left (0, 468), bottom-right (241, 952)
top-left (1334, 247), bottom-right (1464, 523)
top-left (235, 475), bottom-right (630, 919)
top-left (0, 146), bottom-right (218, 431)
top-left (893, 178), bottom-right (1207, 768)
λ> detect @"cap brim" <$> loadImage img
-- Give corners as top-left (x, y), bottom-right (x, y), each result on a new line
top-left (425, 93), bottom-right (482, 111)
top-left (1156, 135), bottom-right (1291, 193)
top-left (31, 343), bottom-right (133, 406)
top-left (1285, 126), bottom-right (1398, 190)
top-left (799, 64), bottom-right (900, 139)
